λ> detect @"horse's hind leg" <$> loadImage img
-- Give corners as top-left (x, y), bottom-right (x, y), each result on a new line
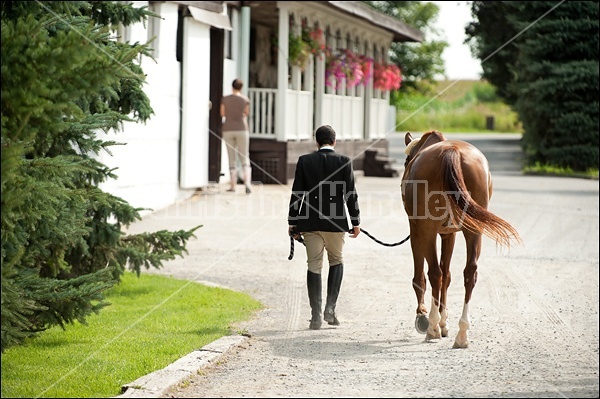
top-left (439, 232), bottom-right (456, 338)
top-left (454, 231), bottom-right (482, 349)
top-left (410, 243), bottom-right (428, 317)
top-left (423, 235), bottom-right (442, 340)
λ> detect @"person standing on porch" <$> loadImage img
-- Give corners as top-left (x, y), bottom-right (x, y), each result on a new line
top-left (221, 78), bottom-right (252, 194)
top-left (288, 124), bottom-right (361, 330)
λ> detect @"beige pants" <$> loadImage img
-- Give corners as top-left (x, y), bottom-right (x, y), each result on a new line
top-left (303, 231), bottom-right (345, 274)
top-left (223, 130), bottom-right (250, 168)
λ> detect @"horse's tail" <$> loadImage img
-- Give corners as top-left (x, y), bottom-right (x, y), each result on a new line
top-left (441, 147), bottom-right (522, 248)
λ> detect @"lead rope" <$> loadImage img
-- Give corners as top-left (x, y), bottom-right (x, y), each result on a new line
top-left (288, 228), bottom-right (410, 260)
top-left (360, 228), bottom-right (410, 247)
top-left (288, 234), bottom-right (304, 261)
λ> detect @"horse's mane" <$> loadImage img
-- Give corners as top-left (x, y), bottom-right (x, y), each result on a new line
top-left (422, 130), bottom-right (445, 143)
top-left (405, 130), bottom-right (445, 155)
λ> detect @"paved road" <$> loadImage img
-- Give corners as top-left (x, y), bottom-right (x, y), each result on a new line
top-left (389, 132), bottom-right (524, 174)
top-left (127, 132), bottom-right (598, 398)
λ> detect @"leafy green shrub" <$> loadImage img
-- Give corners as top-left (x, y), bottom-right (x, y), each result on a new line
top-left (471, 81), bottom-right (499, 103)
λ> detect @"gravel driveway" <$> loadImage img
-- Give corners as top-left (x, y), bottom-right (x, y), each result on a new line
top-left (129, 133), bottom-right (599, 398)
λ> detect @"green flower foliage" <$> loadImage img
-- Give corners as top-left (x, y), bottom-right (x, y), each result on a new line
top-left (1, 1), bottom-right (199, 353)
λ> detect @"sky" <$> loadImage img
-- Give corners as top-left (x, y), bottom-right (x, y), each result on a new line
top-left (433, 1), bottom-right (483, 80)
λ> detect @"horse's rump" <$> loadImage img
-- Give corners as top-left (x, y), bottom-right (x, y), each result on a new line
top-left (402, 131), bottom-right (521, 248)
top-left (440, 145), bottom-right (520, 248)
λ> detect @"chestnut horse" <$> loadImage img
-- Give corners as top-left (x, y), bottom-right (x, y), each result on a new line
top-left (402, 130), bottom-right (521, 348)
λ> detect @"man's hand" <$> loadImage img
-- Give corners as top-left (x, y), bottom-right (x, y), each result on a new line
top-left (349, 226), bottom-right (360, 238)
top-left (289, 226), bottom-right (301, 240)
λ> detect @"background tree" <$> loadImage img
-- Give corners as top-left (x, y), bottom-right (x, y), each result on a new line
top-left (466, 1), bottom-right (599, 171)
top-left (364, 1), bottom-right (447, 97)
top-left (464, 1), bottom-right (521, 105)
top-left (1, 1), bottom-right (199, 353)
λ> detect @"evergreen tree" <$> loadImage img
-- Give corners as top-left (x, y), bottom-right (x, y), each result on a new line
top-left (466, 1), bottom-right (599, 171)
top-left (465, 1), bottom-right (522, 105)
top-left (1, 1), bottom-right (200, 353)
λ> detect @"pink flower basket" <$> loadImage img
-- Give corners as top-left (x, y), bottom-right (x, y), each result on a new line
top-left (373, 62), bottom-right (402, 91)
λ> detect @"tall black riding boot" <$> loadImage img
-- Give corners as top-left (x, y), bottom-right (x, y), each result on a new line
top-left (324, 264), bottom-right (343, 325)
top-left (307, 271), bottom-right (322, 330)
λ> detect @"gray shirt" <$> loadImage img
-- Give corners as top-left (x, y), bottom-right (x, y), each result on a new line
top-left (221, 94), bottom-right (250, 132)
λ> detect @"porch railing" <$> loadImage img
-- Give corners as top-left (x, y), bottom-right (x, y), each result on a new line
top-left (322, 93), bottom-right (363, 141)
top-left (283, 89), bottom-right (313, 141)
top-left (369, 98), bottom-right (389, 140)
top-left (248, 88), bottom-right (313, 141)
top-left (248, 88), bottom-right (391, 141)
top-left (248, 88), bottom-right (276, 138)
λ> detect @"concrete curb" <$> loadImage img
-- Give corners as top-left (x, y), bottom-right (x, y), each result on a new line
top-left (115, 335), bottom-right (248, 398)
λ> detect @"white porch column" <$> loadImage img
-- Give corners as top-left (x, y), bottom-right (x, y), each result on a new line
top-left (337, 33), bottom-right (346, 96)
top-left (303, 52), bottom-right (314, 92)
top-left (384, 46), bottom-right (391, 103)
top-left (384, 45), bottom-right (392, 133)
top-left (239, 5), bottom-right (251, 95)
top-left (291, 22), bottom-right (302, 90)
top-left (326, 30), bottom-right (335, 95)
top-left (364, 43), bottom-right (373, 139)
top-left (276, 2), bottom-right (289, 141)
top-left (314, 45), bottom-right (325, 128)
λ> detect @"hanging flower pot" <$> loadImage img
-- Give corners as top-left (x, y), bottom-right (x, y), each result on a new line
top-left (288, 33), bottom-right (309, 69)
top-left (288, 26), bottom-right (325, 70)
top-left (325, 48), bottom-right (374, 90)
top-left (373, 62), bottom-right (402, 91)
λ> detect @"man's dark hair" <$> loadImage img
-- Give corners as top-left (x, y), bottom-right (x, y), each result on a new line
top-left (232, 79), bottom-right (243, 90)
top-left (315, 125), bottom-right (336, 146)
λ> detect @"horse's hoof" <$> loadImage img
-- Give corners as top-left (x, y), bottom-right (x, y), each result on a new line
top-left (415, 314), bottom-right (429, 334)
top-left (453, 339), bottom-right (469, 349)
top-left (426, 330), bottom-right (442, 340)
top-left (441, 326), bottom-right (449, 337)
top-left (453, 330), bottom-right (469, 348)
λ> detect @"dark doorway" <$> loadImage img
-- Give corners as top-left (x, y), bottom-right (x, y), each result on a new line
top-left (209, 27), bottom-right (225, 183)
top-left (176, 7), bottom-right (184, 182)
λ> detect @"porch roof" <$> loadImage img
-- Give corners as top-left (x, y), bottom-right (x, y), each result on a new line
top-left (326, 1), bottom-right (423, 43)
top-left (227, 1), bottom-right (423, 43)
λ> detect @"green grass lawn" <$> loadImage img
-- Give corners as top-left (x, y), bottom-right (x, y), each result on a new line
top-left (1, 272), bottom-right (263, 398)
top-left (396, 80), bottom-right (523, 133)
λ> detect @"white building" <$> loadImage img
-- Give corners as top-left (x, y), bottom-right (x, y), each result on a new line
top-left (97, 1), bottom-right (423, 215)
